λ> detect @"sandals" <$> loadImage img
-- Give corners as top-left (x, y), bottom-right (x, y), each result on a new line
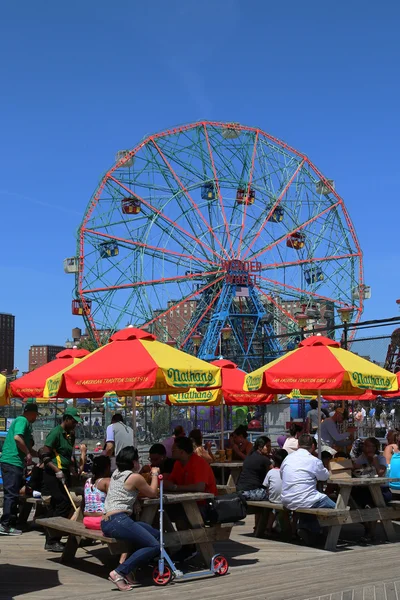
top-left (124, 573), bottom-right (140, 587)
top-left (108, 571), bottom-right (133, 591)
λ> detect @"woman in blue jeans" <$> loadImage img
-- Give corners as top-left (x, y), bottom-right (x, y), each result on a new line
top-left (101, 446), bottom-right (160, 591)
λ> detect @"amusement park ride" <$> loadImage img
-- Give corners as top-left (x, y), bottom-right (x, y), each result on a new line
top-left (64, 121), bottom-right (369, 370)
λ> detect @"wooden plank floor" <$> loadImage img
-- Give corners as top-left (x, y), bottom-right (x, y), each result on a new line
top-left (2, 516), bottom-right (400, 600)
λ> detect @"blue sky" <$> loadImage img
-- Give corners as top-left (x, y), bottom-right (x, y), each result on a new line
top-left (1, 0), bottom-right (399, 372)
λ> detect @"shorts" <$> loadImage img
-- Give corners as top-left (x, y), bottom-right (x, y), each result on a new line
top-left (83, 516), bottom-right (103, 530)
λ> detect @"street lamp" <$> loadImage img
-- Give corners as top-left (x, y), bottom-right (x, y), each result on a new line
top-left (192, 332), bottom-right (202, 356)
top-left (338, 305), bottom-right (353, 349)
top-left (296, 312), bottom-right (308, 340)
top-left (219, 324), bottom-right (232, 356)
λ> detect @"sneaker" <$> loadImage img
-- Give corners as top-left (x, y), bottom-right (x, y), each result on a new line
top-left (45, 542), bottom-right (65, 552)
top-left (0, 524), bottom-right (22, 536)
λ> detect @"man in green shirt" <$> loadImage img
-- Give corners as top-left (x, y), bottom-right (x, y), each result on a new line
top-left (42, 406), bottom-right (82, 552)
top-left (0, 402), bottom-right (39, 536)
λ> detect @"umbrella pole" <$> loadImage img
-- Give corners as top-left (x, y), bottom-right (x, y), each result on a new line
top-left (220, 398), bottom-right (225, 450)
top-left (317, 390), bottom-right (322, 459)
top-left (131, 391), bottom-right (137, 447)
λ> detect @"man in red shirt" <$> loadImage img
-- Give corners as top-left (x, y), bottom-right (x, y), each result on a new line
top-left (164, 436), bottom-right (217, 495)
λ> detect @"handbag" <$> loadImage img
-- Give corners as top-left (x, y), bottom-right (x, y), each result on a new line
top-left (205, 493), bottom-right (247, 525)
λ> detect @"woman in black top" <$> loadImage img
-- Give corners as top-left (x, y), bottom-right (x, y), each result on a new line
top-left (236, 436), bottom-right (272, 500)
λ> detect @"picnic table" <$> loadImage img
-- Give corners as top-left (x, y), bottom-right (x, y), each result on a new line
top-left (322, 476), bottom-right (400, 550)
top-left (37, 491), bottom-right (232, 565)
top-left (211, 462), bottom-right (243, 491)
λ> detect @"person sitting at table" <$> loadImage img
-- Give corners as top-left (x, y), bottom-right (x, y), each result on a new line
top-left (83, 455), bottom-right (111, 530)
top-left (141, 443), bottom-right (175, 475)
top-left (189, 429), bottom-right (215, 464)
top-left (161, 425), bottom-right (185, 458)
top-left (283, 424), bottom-right (303, 454)
top-left (320, 407), bottom-right (353, 451)
top-left (352, 437), bottom-right (391, 506)
top-left (281, 434), bottom-right (334, 545)
top-left (164, 436), bottom-right (217, 496)
top-left (262, 449), bottom-right (288, 535)
top-left (231, 425), bottom-right (253, 460)
top-left (101, 447), bottom-right (161, 592)
top-left (384, 430), bottom-right (400, 466)
top-left (236, 436), bottom-right (272, 500)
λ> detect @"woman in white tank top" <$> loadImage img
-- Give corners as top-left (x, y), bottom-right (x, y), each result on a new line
top-left (101, 446), bottom-right (160, 591)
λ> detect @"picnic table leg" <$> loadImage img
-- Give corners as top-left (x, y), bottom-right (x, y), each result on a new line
top-left (324, 486), bottom-right (351, 551)
top-left (254, 507), bottom-right (270, 537)
top-left (230, 467), bottom-right (241, 485)
top-left (61, 534), bottom-right (80, 564)
top-left (183, 501), bottom-right (214, 566)
top-left (369, 485), bottom-right (397, 542)
top-left (139, 505), bottom-right (158, 526)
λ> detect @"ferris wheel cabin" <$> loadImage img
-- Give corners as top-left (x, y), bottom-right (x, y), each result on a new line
top-left (221, 123), bottom-right (241, 139)
top-left (236, 187), bottom-right (255, 205)
top-left (115, 149), bottom-right (134, 168)
top-left (121, 197), bottom-right (141, 214)
top-left (287, 232), bottom-right (305, 250)
top-left (201, 183), bottom-right (217, 200)
top-left (304, 267), bottom-right (324, 284)
top-left (99, 241), bottom-right (119, 258)
top-left (316, 179), bottom-right (335, 196)
top-left (63, 257), bottom-right (79, 273)
top-left (72, 299), bottom-right (92, 315)
top-left (267, 205), bottom-right (284, 222)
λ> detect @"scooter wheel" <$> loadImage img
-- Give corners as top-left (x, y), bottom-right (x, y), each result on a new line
top-left (213, 554), bottom-right (229, 576)
top-left (152, 565), bottom-right (172, 586)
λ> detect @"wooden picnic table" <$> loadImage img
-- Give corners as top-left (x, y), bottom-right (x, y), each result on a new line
top-left (38, 491), bottom-right (233, 565)
top-left (211, 462), bottom-right (243, 490)
top-left (321, 477), bottom-right (400, 551)
top-left (140, 492), bottom-right (218, 564)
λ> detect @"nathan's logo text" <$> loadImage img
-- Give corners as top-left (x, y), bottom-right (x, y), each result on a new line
top-left (246, 374), bottom-right (262, 390)
top-left (167, 369), bottom-right (216, 387)
top-left (351, 372), bottom-right (392, 390)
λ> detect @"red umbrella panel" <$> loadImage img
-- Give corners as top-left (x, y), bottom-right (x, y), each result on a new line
top-left (10, 348), bottom-right (90, 399)
top-left (210, 360), bottom-right (273, 405)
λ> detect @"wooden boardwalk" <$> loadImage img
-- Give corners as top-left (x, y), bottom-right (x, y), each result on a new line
top-left (2, 516), bottom-right (400, 600)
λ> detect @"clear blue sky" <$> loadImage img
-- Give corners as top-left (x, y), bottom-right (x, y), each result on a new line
top-left (1, 0), bottom-right (399, 372)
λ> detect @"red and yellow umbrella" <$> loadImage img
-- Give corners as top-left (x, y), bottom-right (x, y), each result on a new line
top-left (10, 348), bottom-right (90, 399)
top-left (245, 336), bottom-right (398, 396)
top-left (0, 373), bottom-right (9, 406)
top-left (44, 327), bottom-right (221, 399)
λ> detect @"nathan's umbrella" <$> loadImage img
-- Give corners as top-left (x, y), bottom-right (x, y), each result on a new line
top-left (10, 348), bottom-right (90, 399)
top-left (44, 327), bottom-right (221, 446)
top-left (0, 374), bottom-right (9, 406)
top-left (245, 336), bottom-right (398, 456)
top-left (168, 359), bottom-right (273, 446)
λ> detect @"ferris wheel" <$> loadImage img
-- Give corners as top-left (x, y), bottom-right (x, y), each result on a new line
top-left (64, 121), bottom-right (367, 371)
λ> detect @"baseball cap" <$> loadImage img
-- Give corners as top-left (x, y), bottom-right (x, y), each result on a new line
top-left (24, 401), bottom-right (38, 413)
top-left (64, 407), bottom-right (82, 423)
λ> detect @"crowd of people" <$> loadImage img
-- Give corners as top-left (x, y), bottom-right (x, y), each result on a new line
top-left (1, 402), bottom-right (398, 590)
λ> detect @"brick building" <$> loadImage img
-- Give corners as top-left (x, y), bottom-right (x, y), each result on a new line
top-left (0, 313), bottom-right (15, 374)
top-left (28, 345), bottom-right (65, 371)
top-left (153, 300), bottom-right (198, 342)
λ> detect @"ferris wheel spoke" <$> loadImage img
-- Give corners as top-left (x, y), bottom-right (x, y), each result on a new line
top-left (203, 123), bottom-right (234, 256)
top-left (260, 252), bottom-right (360, 271)
top-left (236, 131), bottom-right (259, 259)
top-left (248, 200), bottom-right (341, 262)
top-left (179, 287), bottom-right (223, 348)
top-left (255, 286), bottom-right (299, 325)
top-left (81, 270), bottom-right (221, 295)
top-left (150, 138), bottom-right (230, 259)
top-left (241, 158), bottom-right (305, 260)
top-left (257, 274), bottom-right (351, 307)
top-left (143, 275), bottom-right (225, 329)
top-left (107, 174), bottom-right (221, 261)
top-left (84, 228), bottom-right (217, 270)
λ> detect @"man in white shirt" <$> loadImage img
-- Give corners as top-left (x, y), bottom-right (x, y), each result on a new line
top-left (281, 434), bottom-right (335, 541)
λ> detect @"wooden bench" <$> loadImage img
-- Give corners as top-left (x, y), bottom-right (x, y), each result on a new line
top-left (247, 500), bottom-right (350, 545)
top-left (37, 516), bottom-right (233, 564)
top-left (18, 496), bottom-right (50, 524)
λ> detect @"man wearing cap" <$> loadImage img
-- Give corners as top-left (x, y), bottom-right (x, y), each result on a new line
top-left (320, 407), bottom-right (354, 450)
top-left (0, 402), bottom-right (39, 535)
top-left (41, 407), bottom-right (81, 552)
